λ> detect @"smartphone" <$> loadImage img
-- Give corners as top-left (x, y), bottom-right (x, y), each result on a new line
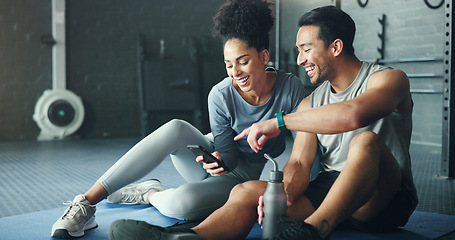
top-left (187, 145), bottom-right (230, 171)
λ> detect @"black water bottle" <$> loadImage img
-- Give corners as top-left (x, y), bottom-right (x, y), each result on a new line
top-left (262, 153), bottom-right (287, 239)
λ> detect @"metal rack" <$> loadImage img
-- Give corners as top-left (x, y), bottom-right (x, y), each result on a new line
top-left (373, 3), bottom-right (453, 177)
top-left (136, 35), bottom-right (204, 137)
top-left (442, 0), bottom-right (454, 178)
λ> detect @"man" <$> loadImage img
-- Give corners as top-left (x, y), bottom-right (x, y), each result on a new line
top-left (108, 6), bottom-right (418, 240)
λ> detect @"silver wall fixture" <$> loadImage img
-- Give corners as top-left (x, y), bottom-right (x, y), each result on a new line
top-left (442, 0), bottom-right (454, 178)
top-left (33, 0), bottom-right (85, 141)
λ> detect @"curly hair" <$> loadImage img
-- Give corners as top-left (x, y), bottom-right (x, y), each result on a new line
top-left (213, 0), bottom-right (275, 52)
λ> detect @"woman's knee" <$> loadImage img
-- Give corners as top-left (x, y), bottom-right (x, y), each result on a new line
top-left (157, 184), bottom-right (227, 220)
top-left (163, 119), bottom-right (191, 133)
top-left (160, 119), bottom-right (196, 143)
top-left (147, 119), bottom-right (189, 139)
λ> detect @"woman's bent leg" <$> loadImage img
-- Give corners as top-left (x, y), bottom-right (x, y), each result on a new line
top-left (51, 120), bottom-right (209, 237)
top-left (170, 132), bottom-right (214, 182)
top-left (149, 175), bottom-right (241, 220)
top-left (97, 119), bottom-right (211, 195)
top-left (150, 160), bottom-right (266, 220)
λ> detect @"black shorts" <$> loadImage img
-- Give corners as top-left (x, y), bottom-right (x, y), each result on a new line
top-left (304, 171), bottom-right (414, 232)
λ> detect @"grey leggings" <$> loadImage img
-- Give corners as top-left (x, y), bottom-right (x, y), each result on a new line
top-left (97, 119), bottom-right (265, 220)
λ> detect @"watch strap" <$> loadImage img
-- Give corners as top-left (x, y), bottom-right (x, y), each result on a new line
top-left (275, 111), bottom-right (287, 131)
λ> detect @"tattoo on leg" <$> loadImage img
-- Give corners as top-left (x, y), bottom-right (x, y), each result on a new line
top-left (318, 220), bottom-right (330, 235)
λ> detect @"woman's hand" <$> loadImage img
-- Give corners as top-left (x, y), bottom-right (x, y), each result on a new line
top-left (196, 151), bottom-right (228, 176)
top-left (258, 195), bottom-right (265, 225)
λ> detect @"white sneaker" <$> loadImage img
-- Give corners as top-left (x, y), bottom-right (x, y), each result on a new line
top-left (51, 194), bottom-right (98, 238)
top-left (107, 179), bottom-right (163, 205)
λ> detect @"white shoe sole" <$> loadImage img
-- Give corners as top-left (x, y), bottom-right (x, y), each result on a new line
top-left (51, 216), bottom-right (98, 238)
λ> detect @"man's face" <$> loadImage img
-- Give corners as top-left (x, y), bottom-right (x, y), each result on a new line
top-left (295, 25), bottom-right (333, 85)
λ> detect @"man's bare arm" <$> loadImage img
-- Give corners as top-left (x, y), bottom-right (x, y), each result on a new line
top-left (283, 69), bottom-right (411, 134)
top-left (235, 69), bottom-right (411, 152)
top-left (283, 130), bottom-right (318, 203)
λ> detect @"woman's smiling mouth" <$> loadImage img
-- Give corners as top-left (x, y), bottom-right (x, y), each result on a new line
top-left (236, 76), bottom-right (250, 86)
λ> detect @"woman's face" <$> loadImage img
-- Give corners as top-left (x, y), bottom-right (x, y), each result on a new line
top-left (223, 38), bottom-right (268, 93)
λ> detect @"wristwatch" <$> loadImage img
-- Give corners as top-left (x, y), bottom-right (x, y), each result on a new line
top-left (275, 111), bottom-right (287, 131)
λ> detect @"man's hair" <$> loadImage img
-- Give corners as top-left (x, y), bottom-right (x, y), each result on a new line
top-left (213, 0), bottom-right (275, 52)
top-left (298, 6), bottom-right (356, 55)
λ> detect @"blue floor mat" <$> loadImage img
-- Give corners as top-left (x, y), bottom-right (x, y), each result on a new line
top-left (0, 201), bottom-right (454, 240)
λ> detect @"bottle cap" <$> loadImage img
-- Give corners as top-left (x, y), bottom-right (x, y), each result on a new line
top-left (269, 170), bottom-right (283, 182)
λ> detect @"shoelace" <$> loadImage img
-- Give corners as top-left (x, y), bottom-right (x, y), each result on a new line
top-left (277, 216), bottom-right (296, 225)
top-left (121, 189), bottom-right (145, 203)
top-left (57, 200), bottom-right (93, 220)
top-left (267, 216), bottom-right (323, 240)
top-left (274, 222), bottom-right (305, 239)
top-left (274, 221), bottom-right (323, 240)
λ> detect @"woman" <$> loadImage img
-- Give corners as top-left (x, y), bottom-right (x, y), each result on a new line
top-left (51, 0), bottom-right (306, 238)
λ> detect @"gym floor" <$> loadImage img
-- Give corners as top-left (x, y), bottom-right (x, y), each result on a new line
top-left (0, 137), bottom-right (454, 239)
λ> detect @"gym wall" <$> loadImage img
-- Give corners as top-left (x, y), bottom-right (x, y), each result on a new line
top-left (278, 0), bottom-right (445, 147)
top-left (0, 0), bottom-right (446, 147)
top-left (0, 0), bottom-right (226, 141)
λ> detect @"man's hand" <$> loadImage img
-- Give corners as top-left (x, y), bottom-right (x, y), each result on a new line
top-left (195, 151), bottom-right (228, 176)
top-left (234, 118), bottom-right (281, 153)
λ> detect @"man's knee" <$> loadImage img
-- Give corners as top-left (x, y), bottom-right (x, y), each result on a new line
top-left (349, 131), bottom-right (402, 204)
top-left (350, 131), bottom-right (380, 153)
top-left (345, 131), bottom-right (383, 169)
top-left (230, 182), bottom-right (254, 198)
top-left (229, 181), bottom-right (265, 203)
top-left (351, 131), bottom-right (379, 146)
